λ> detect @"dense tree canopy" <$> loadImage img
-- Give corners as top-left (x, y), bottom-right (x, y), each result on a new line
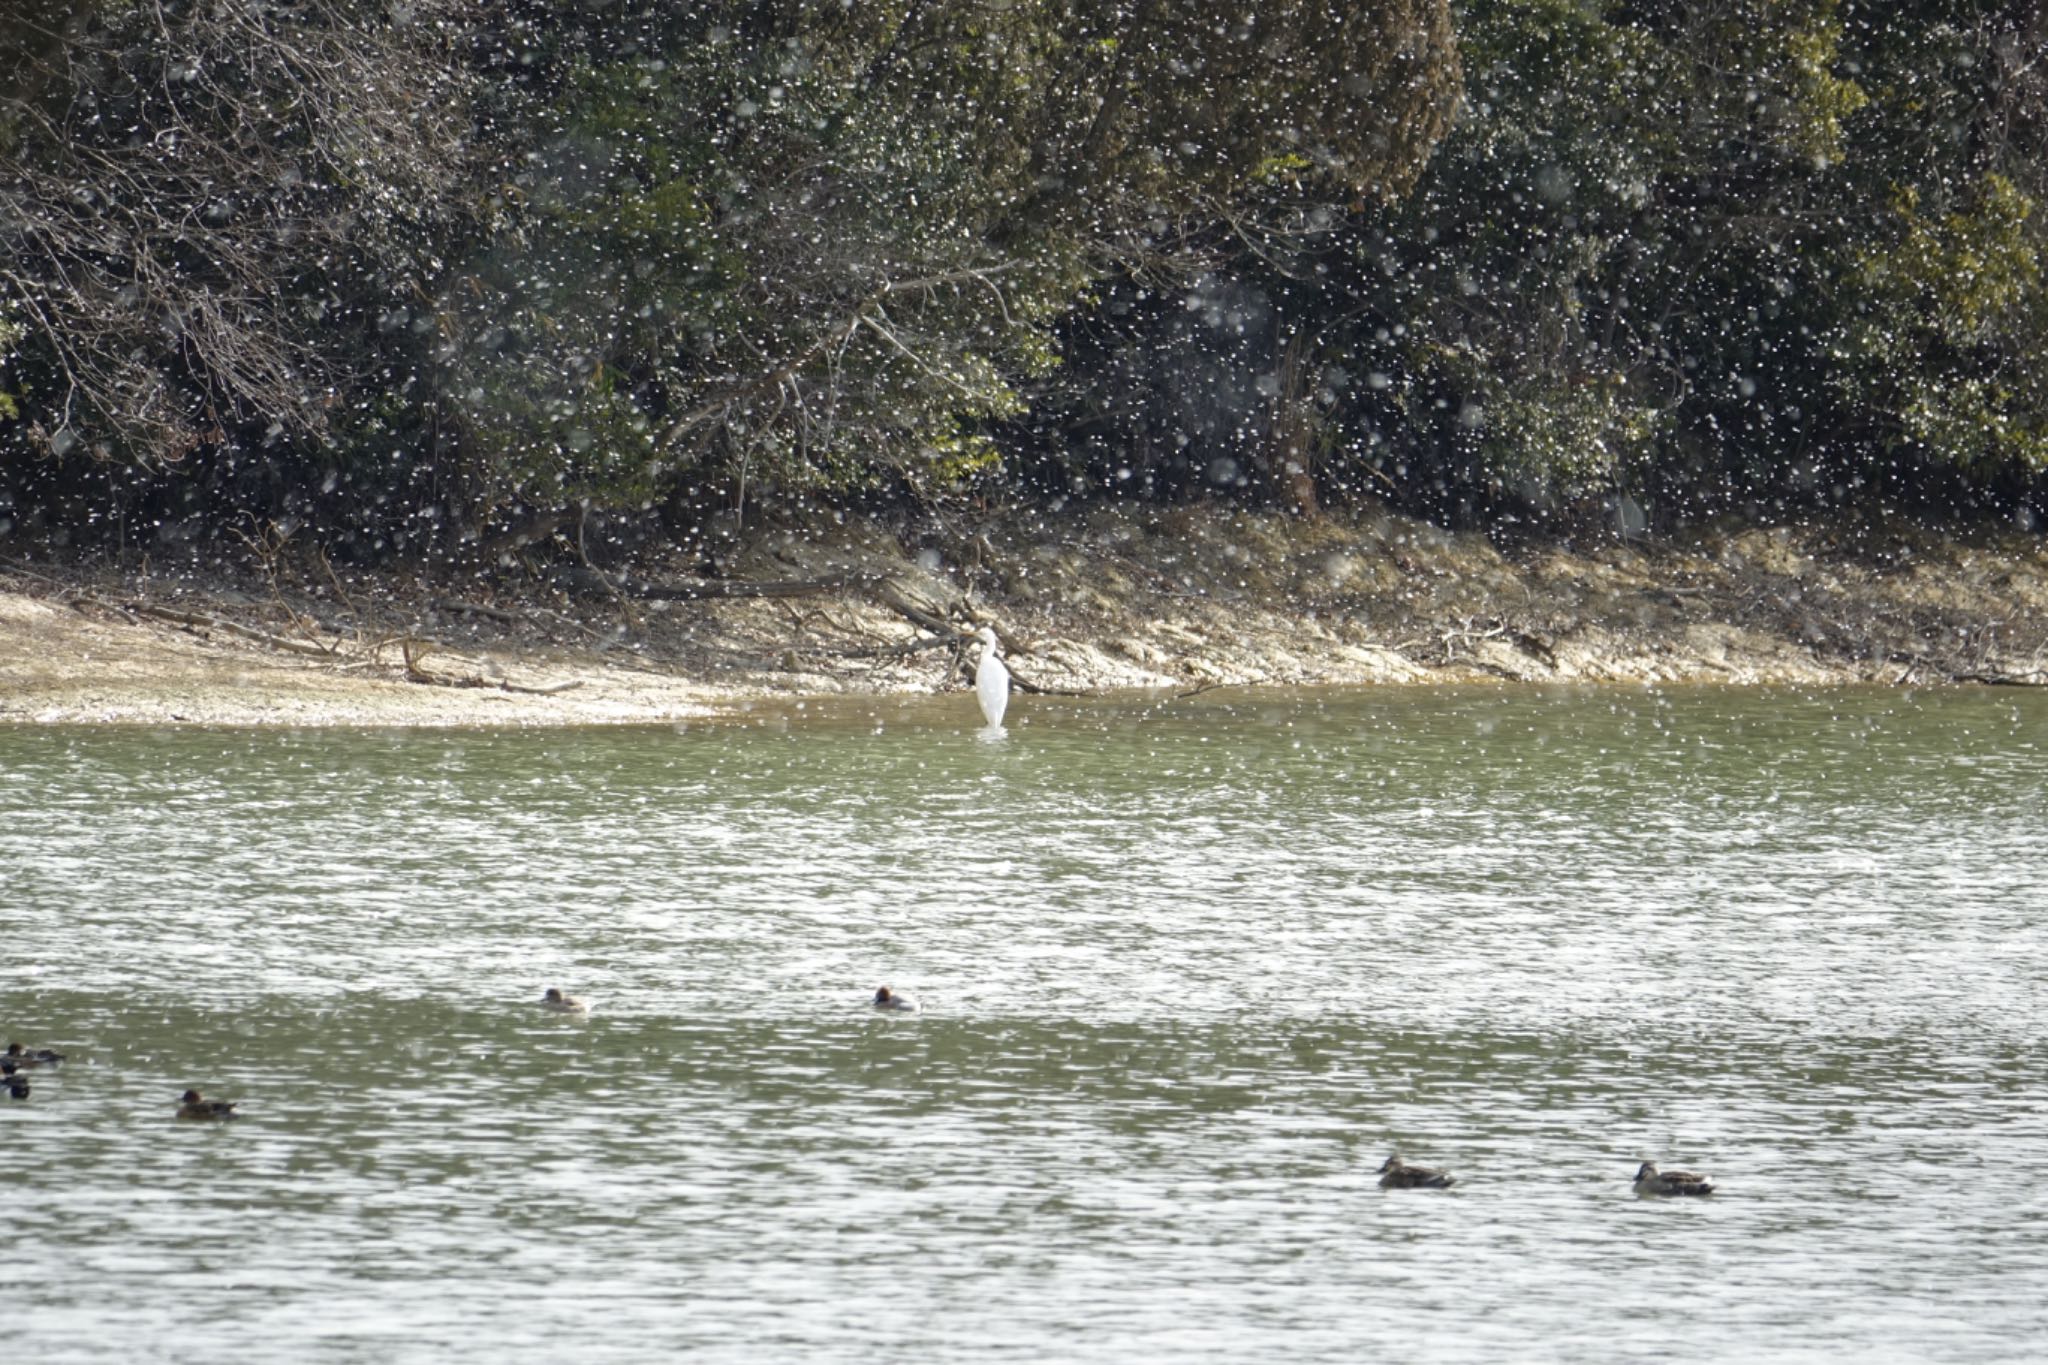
top-left (1, 0), bottom-right (2042, 554)
top-left (1028, 0), bottom-right (2047, 529)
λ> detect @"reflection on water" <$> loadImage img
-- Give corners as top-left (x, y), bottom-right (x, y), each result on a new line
top-left (4, 687), bottom-right (2046, 1361)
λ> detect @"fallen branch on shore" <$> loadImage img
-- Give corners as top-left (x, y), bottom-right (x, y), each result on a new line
top-left (95, 597), bottom-right (341, 658)
top-left (400, 639), bottom-right (584, 695)
top-left (430, 597), bottom-right (531, 625)
top-left (816, 635), bottom-right (963, 659)
top-left (551, 565), bottom-right (885, 601)
top-left (1005, 664), bottom-right (1093, 697)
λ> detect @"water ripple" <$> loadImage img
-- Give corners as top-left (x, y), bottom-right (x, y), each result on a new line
top-left (4, 687), bottom-right (2045, 1361)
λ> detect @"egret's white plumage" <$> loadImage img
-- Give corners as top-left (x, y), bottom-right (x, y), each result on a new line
top-left (970, 626), bottom-right (1009, 729)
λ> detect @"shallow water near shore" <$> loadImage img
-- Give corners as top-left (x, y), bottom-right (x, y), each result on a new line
top-left (5, 686), bottom-right (2046, 1361)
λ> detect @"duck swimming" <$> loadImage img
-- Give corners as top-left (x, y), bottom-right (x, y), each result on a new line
top-left (541, 988), bottom-right (591, 1016)
top-left (4, 1067), bottom-right (27, 1100)
top-left (872, 986), bottom-right (921, 1013)
top-left (1378, 1155), bottom-right (1456, 1189)
top-left (1633, 1161), bottom-right (1714, 1197)
top-left (4, 1042), bottom-right (63, 1068)
top-left (176, 1090), bottom-right (238, 1121)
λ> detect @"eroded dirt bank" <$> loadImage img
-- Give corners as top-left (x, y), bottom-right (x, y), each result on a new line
top-left (3, 504), bottom-right (2043, 726)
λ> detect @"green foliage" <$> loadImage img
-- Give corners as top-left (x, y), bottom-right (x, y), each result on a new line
top-left (1027, 0), bottom-right (2045, 527)
top-left (1439, 357), bottom-right (1671, 493)
top-left (1318, 0), bottom-right (2048, 515)
top-left (1784, 5), bottom-right (1870, 162)
top-left (5, 0), bottom-right (2043, 546)
top-left (1346, 0), bottom-right (1684, 499)
top-left (1839, 176), bottom-right (2048, 470)
top-left (433, 1), bottom-right (1460, 514)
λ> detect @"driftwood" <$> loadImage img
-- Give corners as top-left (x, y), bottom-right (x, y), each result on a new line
top-left (103, 599), bottom-right (339, 658)
top-left (547, 563), bottom-right (1024, 668)
top-left (943, 645), bottom-right (1092, 698)
top-left (551, 565), bottom-right (886, 602)
top-left (0, 555), bottom-right (66, 586)
top-left (551, 564), bottom-right (1057, 691)
top-left (1004, 664), bottom-right (1095, 698)
top-left (69, 589), bottom-right (589, 698)
top-left (430, 597), bottom-right (530, 625)
top-left (665, 573), bottom-right (881, 600)
top-left (1928, 667), bottom-right (2045, 687)
top-left (818, 635), bottom-right (964, 659)
top-left (400, 639), bottom-right (584, 695)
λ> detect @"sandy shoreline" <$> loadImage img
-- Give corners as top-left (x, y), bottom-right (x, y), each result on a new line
top-left (0, 577), bottom-right (767, 727)
top-left (3, 505), bottom-right (2043, 727)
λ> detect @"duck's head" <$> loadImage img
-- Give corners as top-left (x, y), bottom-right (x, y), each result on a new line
top-left (1635, 1162), bottom-right (1659, 1180)
top-left (1378, 1155), bottom-right (1404, 1174)
top-left (544, 988), bottom-right (565, 1004)
top-left (873, 986), bottom-right (894, 1005)
top-left (3, 1043), bottom-right (21, 1059)
top-left (180, 1089), bottom-right (204, 1105)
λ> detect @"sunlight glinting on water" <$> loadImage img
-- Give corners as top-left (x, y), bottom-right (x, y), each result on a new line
top-left (4, 687), bottom-right (2046, 1361)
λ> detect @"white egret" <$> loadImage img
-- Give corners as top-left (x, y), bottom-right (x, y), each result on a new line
top-left (967, 624), bottom-right (1009, 729)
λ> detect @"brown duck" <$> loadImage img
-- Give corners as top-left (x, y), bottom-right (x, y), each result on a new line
top-left (1633, 1161), bottom-right (1714, 1196)
top-left (1378, 1155), bottom-right (1456, 1189)
top-left (176, 1090), bottom-right (239, 1121)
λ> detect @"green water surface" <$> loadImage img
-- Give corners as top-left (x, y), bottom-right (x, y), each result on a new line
top-left (4, 686), bottom-right (2045, 1361)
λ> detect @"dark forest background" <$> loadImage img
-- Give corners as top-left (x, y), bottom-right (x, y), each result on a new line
top-left (3, 1), bottom-right (2043, 563)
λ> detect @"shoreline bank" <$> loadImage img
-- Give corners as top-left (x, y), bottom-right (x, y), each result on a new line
top-left (3, 505), bottom-right (2043, 727)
